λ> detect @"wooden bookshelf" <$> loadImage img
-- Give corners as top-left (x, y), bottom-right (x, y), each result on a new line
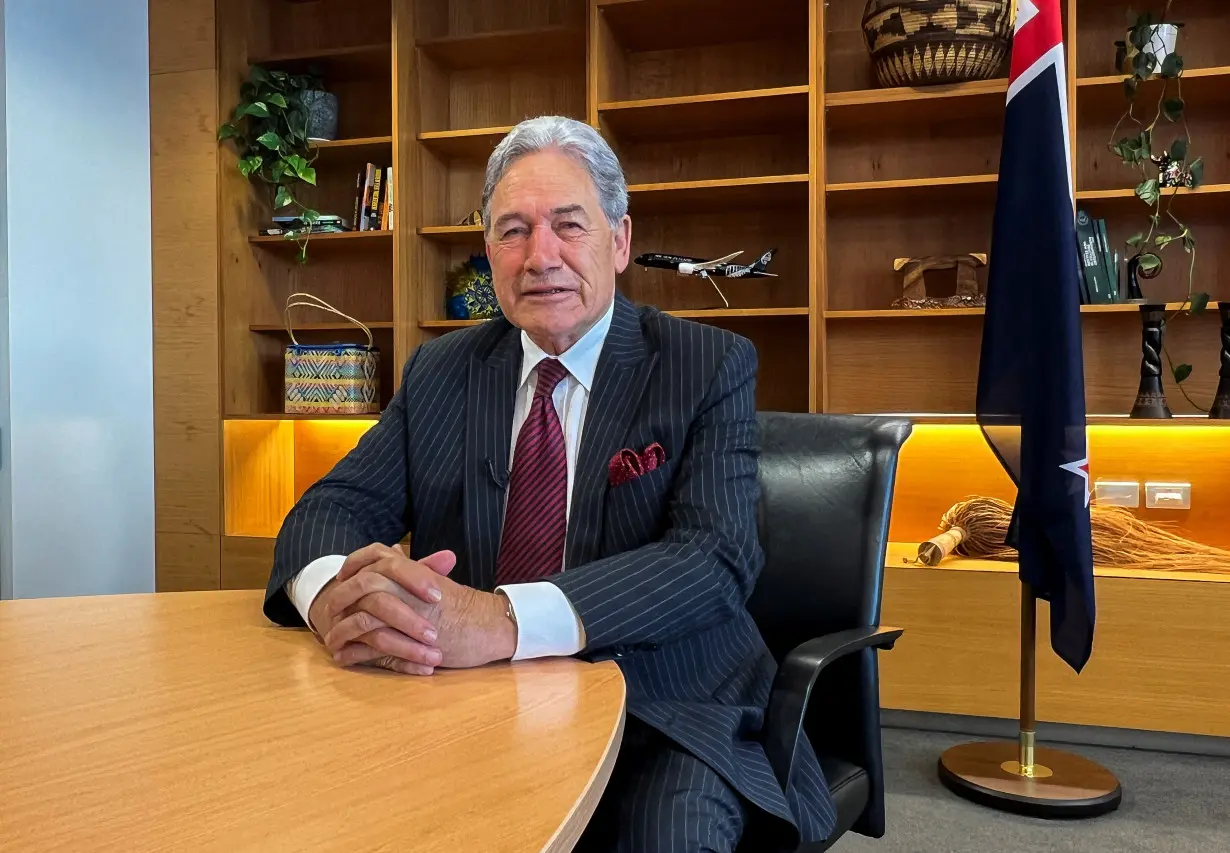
top-left (152, 0), bottom-right (1230, 591)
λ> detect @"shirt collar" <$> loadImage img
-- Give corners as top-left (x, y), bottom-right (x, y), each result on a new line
top-left (518, 297), bottom-right (615, 393)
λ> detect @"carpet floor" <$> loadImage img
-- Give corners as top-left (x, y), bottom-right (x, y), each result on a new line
top-left (832, 727), bottom-right (1230, 853)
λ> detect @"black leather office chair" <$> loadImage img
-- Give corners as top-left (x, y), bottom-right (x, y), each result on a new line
top-left (745, 412), bottom-right (913, 852)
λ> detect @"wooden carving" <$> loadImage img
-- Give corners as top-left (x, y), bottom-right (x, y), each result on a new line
top-left (891, 253), bottom-right (988, 309)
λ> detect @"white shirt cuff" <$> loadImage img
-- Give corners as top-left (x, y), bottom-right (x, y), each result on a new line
top-left (286, 554), bottom-right (347, 632)
top-left (496, 581), bottom-right (586, 661)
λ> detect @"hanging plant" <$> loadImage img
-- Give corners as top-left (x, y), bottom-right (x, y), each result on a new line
top-left (217, 64), bottom-right (321, 263)
top-left (1107, 2), bottom-right (1209, 405)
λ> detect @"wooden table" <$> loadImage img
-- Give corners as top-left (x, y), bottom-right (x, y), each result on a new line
top-left (0, 590), bottom-right (625, 852)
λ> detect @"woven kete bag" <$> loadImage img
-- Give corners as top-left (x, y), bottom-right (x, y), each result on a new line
top-left (283, 293), bottom-right (380, 415)
top-left (862, 0), bottom-right (1012, 88)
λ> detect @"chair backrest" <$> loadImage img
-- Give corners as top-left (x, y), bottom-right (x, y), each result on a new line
top-left (747, 412), bottom-right (912, 838)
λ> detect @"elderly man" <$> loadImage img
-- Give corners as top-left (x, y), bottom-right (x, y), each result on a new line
top-left (263, 115), bottom-right (834, 852)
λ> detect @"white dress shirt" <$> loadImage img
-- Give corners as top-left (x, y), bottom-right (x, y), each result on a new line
top-left (285, 298), bottom-right (615, 661)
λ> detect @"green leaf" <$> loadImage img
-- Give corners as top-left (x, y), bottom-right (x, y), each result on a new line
top-left (1173, 363), bottom-right (1193, 384)
top-left (297, 165), bottom-right (317, 186)
top-left (284, 153), bottom-right (308, 176)
top-left (1133, 50), bottom-right (1156, 79)
top-left (1154, 234), bottom-right (1174, 247)
top-left (1190, 293), bottom-right (1210, 315)
top-left (1130, 24), bottom-right (1149, 50)
top-left (274, 185), bottom-right (295, 209)
top-left (248, 65), bottom-right (272, 85)
top-left (1182, 231), bottom-right (1196, 251)
top-left (301, 208), bottom-right (321, 225)
top-left (1122, 76), bottom-right (1137, 98)
top-left (1170, 137), bottom-right (1189, 161)
top-left (266, 93), bottom-right (289, 109)
top-left (216, 123), bottom-right (239, 141)
top-left (1126, 232), bottom-right (1145, 249)
top-left (269, 160), bottom-right (289, 182)
top-left (256, 130), bottom-right (283, 150)
top-left (1135, 178), bottom-right (1160, 206)
top-left (1137, 252), bottom-right (1162, 273)
top-left (236, 101), bottom-right (270, 119)
top-left (238, 155), bottom-right (263, 178)
top-left (1189, 158), bottom-right (1204, 189)
top-left (1160, 53), bottom-right (1184, 78)
top-left (1163, 97), bottom-right (1185, 121)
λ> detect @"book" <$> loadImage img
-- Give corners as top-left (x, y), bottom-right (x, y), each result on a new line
top-left (1075, 208), bottom-right (1114, 304)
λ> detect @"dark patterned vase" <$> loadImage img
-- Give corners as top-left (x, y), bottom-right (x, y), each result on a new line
top-left (1210, 302), bottom-right (1230, 419)
top-left (1130, 304), bottom-right (1173, 418)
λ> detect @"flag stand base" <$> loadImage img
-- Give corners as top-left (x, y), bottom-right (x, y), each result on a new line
top-left (937, 740), bottom-right (1122, 818)
top-left (935, 582), bottom-right (1122, 818)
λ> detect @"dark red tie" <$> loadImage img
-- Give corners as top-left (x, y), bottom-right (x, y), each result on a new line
top-left (496, 358), bottom-right (569, 585)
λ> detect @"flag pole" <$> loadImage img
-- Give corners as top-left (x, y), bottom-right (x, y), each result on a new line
top-left (936, 581), bottom-right (1123, 817)
top-left (1019, 582), bottom-right (1038, 775)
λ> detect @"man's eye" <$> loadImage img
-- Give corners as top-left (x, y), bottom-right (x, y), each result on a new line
top-left (501, 227), bottom-right (527, 239)
top-left (559, 221), bottom-right (583, 231)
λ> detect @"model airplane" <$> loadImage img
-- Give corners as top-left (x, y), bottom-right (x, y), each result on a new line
top-left (633, 249), bottom-right (777, 308)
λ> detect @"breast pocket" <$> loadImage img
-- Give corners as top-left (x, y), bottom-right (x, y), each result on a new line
top-left (604, 463), bottom-right (675, 546)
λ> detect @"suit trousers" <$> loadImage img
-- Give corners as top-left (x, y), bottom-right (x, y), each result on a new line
top-left (574, 715), bottom-right (748, 853)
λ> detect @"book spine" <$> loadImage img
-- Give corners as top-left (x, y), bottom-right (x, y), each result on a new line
top-left (1075, 209), bottom-right (1108, 304)
top-left (369, 168), bottom-right (383, 232)
top-left (358, 163), bottom-right (375, 232)
top-left (351, 169), bottom-right (362, 231)
top-left (382, 166), bottom-right (392, 230)
top-left (387, 166), bottom-right (394, 229)
top-left (1096, 218), bottom-right (1117, 301)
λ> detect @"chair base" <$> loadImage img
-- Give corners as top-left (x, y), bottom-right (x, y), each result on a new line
top-left (937, 740), bottom-right (1122, 819)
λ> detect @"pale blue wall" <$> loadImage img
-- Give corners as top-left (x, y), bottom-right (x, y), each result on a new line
top-left (0, 0), bottom-right (154, 598)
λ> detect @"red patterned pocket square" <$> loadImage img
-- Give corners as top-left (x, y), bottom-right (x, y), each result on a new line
top-left (608, 442), bottom-right (667, 486)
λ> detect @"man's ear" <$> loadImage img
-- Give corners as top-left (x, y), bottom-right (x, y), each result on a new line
top-left (613, 214), bottom-right (632, 273)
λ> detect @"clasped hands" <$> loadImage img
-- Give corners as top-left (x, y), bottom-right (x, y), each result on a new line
top-left (307, 543), bottom-right (517, 676)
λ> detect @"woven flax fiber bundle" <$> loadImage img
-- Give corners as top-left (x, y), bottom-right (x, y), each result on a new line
top-left (914, 496), bottom-right (1230, 575)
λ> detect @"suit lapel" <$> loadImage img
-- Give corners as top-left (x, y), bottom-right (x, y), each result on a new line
top-left (566, 294), bottom-right (658, 569)
top-left (464, 323), bottom-right (521, 591)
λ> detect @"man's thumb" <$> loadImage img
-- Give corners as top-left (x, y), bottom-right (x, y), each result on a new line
top-left (418, 549), bottom-right (457, 576)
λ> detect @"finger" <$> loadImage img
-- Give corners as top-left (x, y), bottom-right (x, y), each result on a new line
top-left (368, 654), bottom-right (435, 677)
top-left (337, 542), bottom-right (403, 582)
top-left (335, 632), bottom-right (442, 668)
top-left (322, 561), bottom-right (417, 624)
top-left (324, 593), bottom-right (439, 651)
top-left (418, 549), bottom-right (458, 577)
top-left (365, 557), bottom-right (451, 605)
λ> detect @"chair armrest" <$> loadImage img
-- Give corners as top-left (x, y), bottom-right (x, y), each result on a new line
top-left (763, 626), bottom-right (904, 790)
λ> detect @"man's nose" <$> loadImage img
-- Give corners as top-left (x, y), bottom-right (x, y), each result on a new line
top-left (524, 224), bottom-right (563, 274)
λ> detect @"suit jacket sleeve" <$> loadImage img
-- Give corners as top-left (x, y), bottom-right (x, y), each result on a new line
top-left (263, 350), bottom-right (419, 627)
top-left (549, 335), bottom-right (762, 651)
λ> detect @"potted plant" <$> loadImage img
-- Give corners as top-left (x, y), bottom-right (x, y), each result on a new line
top-left (1108, 3), bottom-right (1208, 410)
top-left (217, 64), bottom-right (324, 262)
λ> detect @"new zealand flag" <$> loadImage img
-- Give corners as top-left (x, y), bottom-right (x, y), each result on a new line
top-left (977, 0), bottom-right (1096, 673)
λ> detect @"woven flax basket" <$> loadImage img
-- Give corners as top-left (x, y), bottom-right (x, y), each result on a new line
top-left (862, 0), bottom-right (1012, 88)
top-left (283, 293), bottom-right (380, 415)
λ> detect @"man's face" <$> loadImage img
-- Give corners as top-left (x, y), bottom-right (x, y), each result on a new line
top-left (485, 148), bottom-right (631, 354)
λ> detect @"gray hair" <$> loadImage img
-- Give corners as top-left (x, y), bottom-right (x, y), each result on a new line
top-left (481, 115), bottom-right (628, 233)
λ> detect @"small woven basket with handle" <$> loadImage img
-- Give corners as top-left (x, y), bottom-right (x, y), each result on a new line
top-left (862, 0), bottom-right (1012, 88)
top-left (283, 293), bottom-right (380, 415)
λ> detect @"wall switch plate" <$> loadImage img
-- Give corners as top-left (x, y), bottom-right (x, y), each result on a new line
top-left (1145, 481), bottom-right (1191, 510)
top-left (1094, 480), bottom-right (1140, 508)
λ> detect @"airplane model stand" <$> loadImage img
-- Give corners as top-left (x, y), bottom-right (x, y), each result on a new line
top-left (937, 583), bottom-right (1123, 818)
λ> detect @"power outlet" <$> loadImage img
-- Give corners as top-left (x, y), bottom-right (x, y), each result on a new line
top-left (1094, 480), bottom-right (1140, 508)
top-left (1145, 482), bottom-right (1191, 510)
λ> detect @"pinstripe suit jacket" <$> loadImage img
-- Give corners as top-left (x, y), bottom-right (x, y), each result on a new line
top-left (263, 292), bottom-right (836, 844)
